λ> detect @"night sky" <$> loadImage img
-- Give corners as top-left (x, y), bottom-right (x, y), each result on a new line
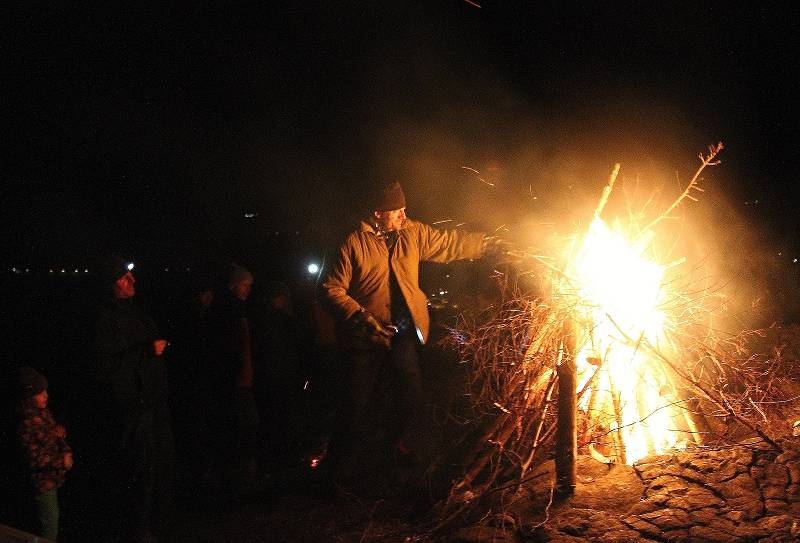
top-left (5, 3), bottom-right (800, 272)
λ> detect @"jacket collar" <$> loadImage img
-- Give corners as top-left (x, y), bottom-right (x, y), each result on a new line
top-left (359, 218), bottom-right (411, 236)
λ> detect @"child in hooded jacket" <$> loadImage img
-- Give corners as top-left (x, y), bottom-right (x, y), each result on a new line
top-left (15, 366), bottom-right (73, 540)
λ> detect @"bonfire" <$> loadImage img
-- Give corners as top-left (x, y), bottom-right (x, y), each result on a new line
top-left (430, 143), bottom-right (800, 533)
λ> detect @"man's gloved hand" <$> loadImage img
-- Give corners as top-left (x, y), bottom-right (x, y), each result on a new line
top-left (482, 235), bottom-right (513, 256)
top-left (348, 308), bottom-right (396, 350)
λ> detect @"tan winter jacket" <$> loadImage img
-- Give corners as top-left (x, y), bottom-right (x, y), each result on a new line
top-left (322, 219), bottom-right (485, 344)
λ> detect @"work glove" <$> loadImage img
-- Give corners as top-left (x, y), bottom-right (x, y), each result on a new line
top-left (481, 234), bottom-right (513, 257)
top-left (348, 308), bottom-right (396, 350)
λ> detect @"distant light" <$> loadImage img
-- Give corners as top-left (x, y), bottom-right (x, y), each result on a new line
top-left (74, 268), bottom-right (79, 274)
top-left (126, 262), bottom-right (135, 271)
top-left (84, 269), bottom-right (89, 273)
top-left (49, 269), bottom-right (54, 274)
top-left (794, 258), bottom-right (798, 263)
top-left (11, 267), bottom-right (17, 273)
top-left (61, 269), bottom-right (65, 273)
top-left (307, 263), bottom-right (320, 275)
top-left (244, 212), bottom-right (257, 218)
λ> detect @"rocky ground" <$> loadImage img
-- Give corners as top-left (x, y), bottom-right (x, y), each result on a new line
top-left (455, 437), bottom-right (800, 543)
top-left (165, 437), bottom-right (800, 542)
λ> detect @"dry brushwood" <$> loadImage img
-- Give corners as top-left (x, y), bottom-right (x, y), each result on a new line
top-left (424, 142), bottom-right (800, 534)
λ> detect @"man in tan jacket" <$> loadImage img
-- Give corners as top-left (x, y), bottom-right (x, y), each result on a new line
top-left (322, 181), bottom-right (490, 483)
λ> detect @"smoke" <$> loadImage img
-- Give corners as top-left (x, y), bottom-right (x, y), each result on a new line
top-left (331, 17), bottom-right (793, 325)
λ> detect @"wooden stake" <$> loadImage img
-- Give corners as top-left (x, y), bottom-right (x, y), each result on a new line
top-left (555, 319), bottom-right (577, 499)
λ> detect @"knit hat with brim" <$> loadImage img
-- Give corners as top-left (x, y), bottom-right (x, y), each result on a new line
top-left (16, 366), bottom-right (48, 399)
top-left (372, 181), bottom-right (406, 211)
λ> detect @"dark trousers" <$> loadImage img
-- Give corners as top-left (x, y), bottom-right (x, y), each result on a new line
top-left (104, 399), bottom-right (175, 542)
top-left (329, 330), bottom-right (422, 475)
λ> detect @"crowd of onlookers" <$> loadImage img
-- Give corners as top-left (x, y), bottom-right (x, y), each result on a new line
top-left (1, 237), bottom-right (495, 542)
top-left (1, 257), bottom-right (338, 542)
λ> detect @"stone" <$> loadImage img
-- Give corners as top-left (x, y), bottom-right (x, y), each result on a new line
top-left (755, 454), bottom-right (772, 467)
top-left (687, 525), bottom-right (744, 543)
top-left (785, 460), bottom-right (800, 484)
top-left (775, 449), bottom-right (800, 464)
top-left (571, 463), bottom-right (643, 512)
top-left (750, 466), bottom-right (765, 484)
top-left (710, 473), bottom-right (764, 520)
top-left (680, 487), bottom-right (724, 510)
top-left (725, 510), bottom-right (745, 522)
top-left (756, 514), bottom-right (792, 533)
top-left (537, 533), bottom-right (585, 543)
top-left (596, 529), bottom-right (645, 543)
top-left (633, 455), bottom-right (675, 481)
top-left (762, 484), bottom-right (786, 500)
top-left (621, 516), bottom-right (662, 539)
top-left (627, 495), bottom-right (669, 516)
top-left (733, 447), bottom-right (754, 467)
top-left (587, 511), bottom-right (627, 532)
top-left (646, 475), bottom-right (689, 496)
top-left (638, 508), bottom-right (691, 530)
top-left (709, 459), bottom-right (740, 483)
top-left (683, 457), bottom-right (719, 475)
top-left (765, 463), bottom-right (790, 486)
top-left (689, 507), bottom-right (729, 527)
top-left (764, 498), bottom-right (789, 514)
top-left (660, 529), bottom-right (691, 543)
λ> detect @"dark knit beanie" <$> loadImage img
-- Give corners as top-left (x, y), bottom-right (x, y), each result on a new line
top-left (16, 366), bottom-right (48, 399)
top-left (97, 254), bottom-right (131, 285)
top-left (372, 181), bottom-right (406, 211)
top-left (227, 263), bottom-right (253, 286)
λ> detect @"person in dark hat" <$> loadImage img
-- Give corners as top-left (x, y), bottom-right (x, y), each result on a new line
top-left (14, 366), bottom-right (73, 540)
top-left (321, 180), bottom-right (499, 489)
top-left (92, 255), bottom-right (174, 542)
top-left (205, 263), bottom-right (263, 493)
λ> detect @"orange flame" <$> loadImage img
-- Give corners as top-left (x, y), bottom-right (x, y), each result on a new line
top-left (566, 216), bottom-right (685, 464)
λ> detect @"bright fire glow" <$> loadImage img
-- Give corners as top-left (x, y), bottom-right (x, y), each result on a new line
top-left (566, 216), bottom-right (686, 464)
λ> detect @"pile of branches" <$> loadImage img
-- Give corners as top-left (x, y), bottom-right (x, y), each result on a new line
top-left (424, 143), bottom-right (800, 533)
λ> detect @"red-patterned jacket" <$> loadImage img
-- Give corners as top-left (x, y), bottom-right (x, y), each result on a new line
top-left (17, 401), bottom-right (72, 494)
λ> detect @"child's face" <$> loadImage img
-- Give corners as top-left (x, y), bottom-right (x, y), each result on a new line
top-left (32, 390), bottom-right (48, 409)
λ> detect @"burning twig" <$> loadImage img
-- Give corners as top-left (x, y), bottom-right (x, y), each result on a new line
top-left (426, 143), bottom-right (798, 535)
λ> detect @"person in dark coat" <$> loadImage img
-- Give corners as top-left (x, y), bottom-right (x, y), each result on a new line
top-left (93, 256), bottom-right (174, 542)
top-left (205, 263), bottom-right (260, 492)
top-left (250, 280), bottom-right (305, 472)
top-left (167, 275), bottom-right (216, 491)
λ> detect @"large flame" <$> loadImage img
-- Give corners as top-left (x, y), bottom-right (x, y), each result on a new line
top-left (566, 216), bottom-right (686, 464)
